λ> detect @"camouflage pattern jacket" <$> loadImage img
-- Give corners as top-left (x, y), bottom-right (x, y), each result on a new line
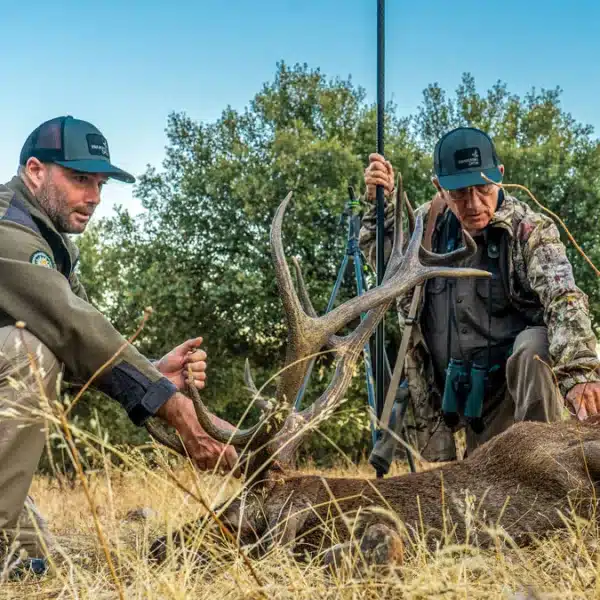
top-left (359, 191), bottom-right (600, 455)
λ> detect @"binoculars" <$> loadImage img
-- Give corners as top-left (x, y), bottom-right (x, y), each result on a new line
top-left (442, 358), bottom-right (486, 433)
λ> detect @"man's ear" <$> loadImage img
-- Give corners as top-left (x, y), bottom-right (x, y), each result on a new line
top-left (23, 158), bottom-right (48, 192)
top-left (499, 164), bottom-right (505, 177)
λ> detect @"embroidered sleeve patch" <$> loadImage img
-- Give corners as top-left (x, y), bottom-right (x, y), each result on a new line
top-left (30, 251), bottom-right (55, 269)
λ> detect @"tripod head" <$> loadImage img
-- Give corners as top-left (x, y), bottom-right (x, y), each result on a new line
top-left (339, 186), bottom-right (363, 226)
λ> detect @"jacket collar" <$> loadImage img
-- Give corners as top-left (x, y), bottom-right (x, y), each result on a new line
top-left (489, 192), bottom-right (517, 233)
top-left (4, 175), bottom-right (81, 267)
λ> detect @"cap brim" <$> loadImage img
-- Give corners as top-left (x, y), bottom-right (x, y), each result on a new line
top-left (438, 167), bottom-right (502, 191)
top-left (54, 159), bottom-right (136, 184)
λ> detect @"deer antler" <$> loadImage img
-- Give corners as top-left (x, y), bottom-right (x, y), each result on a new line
top-left (264, 180), bottom-right (487, 464)
top-left (244, 358), bottom-right (274, 414)
top-left (185, 187), bottom-right (488, 460)
top-left (146, 185), bottom-right (491, 474)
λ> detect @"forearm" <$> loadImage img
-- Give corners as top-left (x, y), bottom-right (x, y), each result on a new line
top-left (546, 295), bottom-right (600, 395)
top-left (522, 217), bottom-right (600, 396)
top-left (0, 256), bottom-right (175, 425)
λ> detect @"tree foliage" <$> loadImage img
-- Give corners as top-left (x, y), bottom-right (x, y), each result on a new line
top-left (67, 62), bottom-right (600, 468)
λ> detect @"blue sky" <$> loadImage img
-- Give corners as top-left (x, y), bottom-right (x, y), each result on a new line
top-left (2, 0), bottom-right (598, 220)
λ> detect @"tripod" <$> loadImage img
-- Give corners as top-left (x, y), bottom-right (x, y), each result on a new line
top-left (294, 187), bottom-right (416, 473)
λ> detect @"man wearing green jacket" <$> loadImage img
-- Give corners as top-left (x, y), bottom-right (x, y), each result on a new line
top-left (0, 116), bottom-right (239, 575)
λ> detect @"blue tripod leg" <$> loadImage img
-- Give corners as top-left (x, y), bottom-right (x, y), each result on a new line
top-left (353, 252), bottom-right (378, 448)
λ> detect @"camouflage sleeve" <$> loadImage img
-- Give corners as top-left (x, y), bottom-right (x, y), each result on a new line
top-left (520, 215), bottom-right (600, 396)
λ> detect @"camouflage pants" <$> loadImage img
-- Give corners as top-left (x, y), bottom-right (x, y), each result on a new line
top-left (415, 326), bottom-right (563, 462)
top-left (0, 326), bottom-right (58, 560)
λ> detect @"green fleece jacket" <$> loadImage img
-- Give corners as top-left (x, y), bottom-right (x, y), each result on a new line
top-left (0, 176), bottom-right (176, 425)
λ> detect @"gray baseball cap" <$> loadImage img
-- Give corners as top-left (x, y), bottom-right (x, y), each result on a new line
top-left (19, 115), bottom-right (135, 183)
top-left (433, 127), bottom-right (502, 190)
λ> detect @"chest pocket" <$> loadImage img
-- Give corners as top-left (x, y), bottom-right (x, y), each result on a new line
top-left (423, 276), bottom-right (450, 335)
top-left (476, 274), bottom-right (510, 316)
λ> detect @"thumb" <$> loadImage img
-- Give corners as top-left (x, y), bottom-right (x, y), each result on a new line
top-left (182, 336), bottom-right (203, 353)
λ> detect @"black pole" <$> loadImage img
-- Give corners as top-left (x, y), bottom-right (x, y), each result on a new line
top-left (375, 0), bottom-right (386, 476)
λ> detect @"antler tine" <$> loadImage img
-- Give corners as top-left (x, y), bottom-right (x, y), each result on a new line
top-left (386, 173), bottom-right (405, 275)
top-left (394, 173), bottom-right (404, 256)
top-left (145, 417), bottom-right (187, 456)
top-left (405, 192), bottom-right (415, 235)
top-left (244, 358), bottom-right (273, 414)
top-left (400, 213), bottom-right (485, 278)
top-left (271, 192), bottom-right (311, 330)
top-left (418, 228), bottom-right (478, 266)
top-left (292, 257), bottom-right (317, 318)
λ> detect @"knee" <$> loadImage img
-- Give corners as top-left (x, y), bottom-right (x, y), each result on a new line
top-left (0, 327), bottom-right (60, 392)
top-left (508, 327), bottom-right (550, 368)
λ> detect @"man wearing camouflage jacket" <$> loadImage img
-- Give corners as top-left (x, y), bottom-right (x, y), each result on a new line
top-left (360, 127), bottom-right (600, 462)
top-left (0, 116), bottom-right (239, 576)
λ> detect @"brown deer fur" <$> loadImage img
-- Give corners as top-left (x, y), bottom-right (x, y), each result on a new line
top-left (150, 417), bottom-right (600, 567)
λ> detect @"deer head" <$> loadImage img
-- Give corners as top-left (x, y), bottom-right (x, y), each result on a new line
top-left (144, 178), bottom-right (490, 482)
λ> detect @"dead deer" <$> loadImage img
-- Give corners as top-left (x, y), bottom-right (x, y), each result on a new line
top-left (144, 183), bottom-right (600, 571)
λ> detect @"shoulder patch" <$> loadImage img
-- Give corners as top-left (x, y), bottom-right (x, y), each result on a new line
top-left (30, 250), bottom-right (55, 269)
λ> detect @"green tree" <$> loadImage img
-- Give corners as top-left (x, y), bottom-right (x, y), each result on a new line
top-left (70, 64), bottom-right (600, 468)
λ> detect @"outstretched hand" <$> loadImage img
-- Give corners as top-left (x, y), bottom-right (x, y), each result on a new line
top-left (567, 381), bottom-right (600, 420)
top-left (156, 336), bottom-right (207, 392)
top-left (156, 391), bottom-right (241, 477)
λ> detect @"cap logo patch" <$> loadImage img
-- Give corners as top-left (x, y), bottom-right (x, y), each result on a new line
top-left (454, 147), bottom-right (481, 170)
top-left (86, 133), bottom-right (110, 159)
top-left (30, 251), bottom-right (55, 269)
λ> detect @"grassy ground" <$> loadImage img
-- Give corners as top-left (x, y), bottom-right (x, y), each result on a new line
top-left (2, 448), bottom-right (599, 600)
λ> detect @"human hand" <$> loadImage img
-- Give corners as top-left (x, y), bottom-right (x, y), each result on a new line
top-left (566, 382), bottom-right (600, 420)
top-left (364, 153), bottom-right (395, 201)
top-left (156, 336), bottom-right (207, 392)
top-left (156, 392), bottom-right (240, 477)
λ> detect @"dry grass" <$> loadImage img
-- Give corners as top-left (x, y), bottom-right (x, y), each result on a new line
top-left (1, 448), bottom-right (598, 600)
top-left (3, 307), bottom-right (600, 598)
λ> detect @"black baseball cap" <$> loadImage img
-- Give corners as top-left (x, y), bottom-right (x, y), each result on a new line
top-left (19, 116), bottom-right (135, 184)
top-left (433, 126), bottom-right (502, 190)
